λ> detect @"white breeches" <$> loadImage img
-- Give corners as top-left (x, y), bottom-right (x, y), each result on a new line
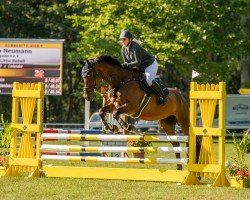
top-left (144, 60), bottom-right (158, 86)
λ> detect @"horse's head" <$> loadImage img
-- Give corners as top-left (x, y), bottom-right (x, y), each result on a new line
top-left (79, 59), bottom-right (101, 101)
top-left (80, 54), bottom-right (138, 101)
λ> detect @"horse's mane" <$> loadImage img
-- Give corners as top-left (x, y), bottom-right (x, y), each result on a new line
top-left (95, 54), bottom-right (122, 67)
top-left (94, 54), bottom-right (141, 74)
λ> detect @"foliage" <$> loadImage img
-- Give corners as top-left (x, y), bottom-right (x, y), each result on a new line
top-left (68, 0), bottom-right (250, 95)
top-left (127, 133), bottom-right (152, 147)
top-left (226, 160), bottom-right (250, 181)
top-left (233, 131), bottom-right (250, 164)
top-left (130, 140), bottom-right (153, 148)
top-left (226, 131), bottom-right (250, 182)
top-left (0, 1), bottom-right (86, 122)
top-left (0, 114), bottom-right (13, 166)
top-left (0, 1), bottom-right (249, 124)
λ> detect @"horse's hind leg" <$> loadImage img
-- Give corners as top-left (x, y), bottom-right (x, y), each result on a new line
top-left (160, 117), bottom-right (182, 170)
top-left (177, 113), bottom-right (201, 163)
top-left (176, 113), bottom-right (190, 162)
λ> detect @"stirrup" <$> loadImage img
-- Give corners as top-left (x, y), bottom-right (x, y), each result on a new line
top-left (157, 97), bottom-right (167, 106)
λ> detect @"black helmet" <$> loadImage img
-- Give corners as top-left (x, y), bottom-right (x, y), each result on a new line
top-left (119, 30), bottom-right (133, 39)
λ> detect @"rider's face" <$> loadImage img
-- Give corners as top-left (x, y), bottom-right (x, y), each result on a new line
top-left (121, 38), bottom-right (130, 46)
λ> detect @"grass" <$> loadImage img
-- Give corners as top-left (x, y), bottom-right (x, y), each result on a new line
top-left (0, 141), bottom-right (249, 200)
top-left (0, 177), bottom-right (249, 200)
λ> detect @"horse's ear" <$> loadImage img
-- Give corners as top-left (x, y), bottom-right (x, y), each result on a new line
top-left (78, 59), bottom-right (85, 65)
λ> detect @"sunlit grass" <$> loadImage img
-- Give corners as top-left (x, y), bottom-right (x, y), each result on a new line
top-left (0, 140), bottom-right (249, 200)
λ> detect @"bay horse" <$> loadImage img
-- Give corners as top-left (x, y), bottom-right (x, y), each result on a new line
top-left (80, 54), bottom-right (200, 170)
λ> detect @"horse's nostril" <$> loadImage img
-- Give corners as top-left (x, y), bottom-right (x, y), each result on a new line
top-left (85, 96), bottom-right (90, 101)
top-left (83, 95), bottom-right (88, 101)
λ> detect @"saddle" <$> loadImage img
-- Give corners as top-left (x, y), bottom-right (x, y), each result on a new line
top-left (139, 74), bottom-right (169, 97)
top-left (129, 74), bottom-right (169, 118)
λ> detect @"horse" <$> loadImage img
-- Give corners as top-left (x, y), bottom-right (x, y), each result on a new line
top-left (80, 54), bottom-right (201, 170)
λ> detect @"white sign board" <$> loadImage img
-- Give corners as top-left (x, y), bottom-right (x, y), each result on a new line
top-left (226, 95), bottom-right (250, 127)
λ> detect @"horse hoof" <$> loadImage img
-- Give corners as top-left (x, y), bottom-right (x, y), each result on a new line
top-left (109, 125), bottom-right (119, 133)
top-left (112, 125), bottom-right (119, 133)
top-left (108, 124), bottom-right (113, 130)
top-left (128, 124), bottom-right (136, 132)
top-left (177, 164), bottom-right (183, 170)
top-left (122, 124), bottom-right (130, 130)
top-left (104, 125), bottom-right (110, 132)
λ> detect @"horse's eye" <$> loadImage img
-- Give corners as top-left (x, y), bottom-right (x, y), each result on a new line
top-left (82, 72), bottom-right (90, 78)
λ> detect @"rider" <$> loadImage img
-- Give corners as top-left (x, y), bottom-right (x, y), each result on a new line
top-left (119, 29), bottom-right (167, 106)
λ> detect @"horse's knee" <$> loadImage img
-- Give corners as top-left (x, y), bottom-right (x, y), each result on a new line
top-left (99, 107), bottom-right (109, 117)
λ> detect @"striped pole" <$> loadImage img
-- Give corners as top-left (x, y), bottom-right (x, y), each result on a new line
top-left (43, 129), bottom-right (103, 134)
top-left (41, 152), bottom-right (93, 156)
top-left (41, 155), bottom-right (188, 164)
top-left (41, 134), bottom-right (189, 142)
top-left (41, 144), bottom-right (189, 153)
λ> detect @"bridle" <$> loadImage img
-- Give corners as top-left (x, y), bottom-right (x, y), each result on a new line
top-left (81, 60), bottom-right (99, 95)
top-left (81, 59), bottom-right (143, 98)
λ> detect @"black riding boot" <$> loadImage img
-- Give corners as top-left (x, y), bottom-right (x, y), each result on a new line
top-left (151, 80), bottom-right (167, 106)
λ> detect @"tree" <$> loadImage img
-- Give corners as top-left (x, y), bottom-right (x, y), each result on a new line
top-left (0, 1), bottom-right (249, 123)
top-left (68, 0), bottom-right (249, 97)
top-left (0, 1), bottom-right (85, 122)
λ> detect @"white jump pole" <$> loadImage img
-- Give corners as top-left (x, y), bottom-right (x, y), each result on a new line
top-left (84, 99), bottom-right (90, 146)
top-left (84, 100), bottom-right (90, 130)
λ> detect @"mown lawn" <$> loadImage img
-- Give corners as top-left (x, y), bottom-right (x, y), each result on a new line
top-left (0, 141), bottom-right (249, 200)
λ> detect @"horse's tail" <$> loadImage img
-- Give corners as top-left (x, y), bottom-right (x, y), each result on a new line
top-left (175, 90), bottom-right (202, 163)
top-left (171, 89), bottom-right (190, 135)
top-left (179, 91), bottom-right (190, 122)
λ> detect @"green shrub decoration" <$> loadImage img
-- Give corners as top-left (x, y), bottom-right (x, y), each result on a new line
top-left (0, 114), bottom-right (13, 158)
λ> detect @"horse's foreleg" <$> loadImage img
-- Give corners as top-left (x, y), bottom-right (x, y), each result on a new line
top-left (99, 103), bottom-right (115, 131)
top-left (113, 110), bottom-right (129, 130)
top-left (113, 103), bottom-right (135, 130)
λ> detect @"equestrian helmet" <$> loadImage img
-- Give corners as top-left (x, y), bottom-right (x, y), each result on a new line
top-left (119, 30), bottom-right (133, 39)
